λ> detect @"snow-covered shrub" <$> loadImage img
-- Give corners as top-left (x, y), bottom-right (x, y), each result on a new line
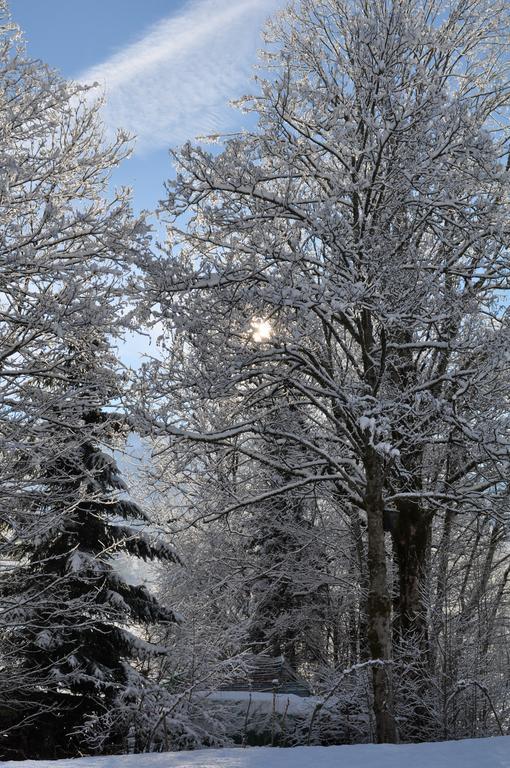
top-left (77, 665), bottom-right (225, 755)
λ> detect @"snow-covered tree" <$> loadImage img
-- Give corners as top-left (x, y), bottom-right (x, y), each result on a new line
top-left (138, 0), bottom-right (510, 742)
top-left (0, 401), bottom-right (180, 757)
top-left (241, 402), bottom-right (330, 667)
top-left (0, 5), bottom-right (181, 758)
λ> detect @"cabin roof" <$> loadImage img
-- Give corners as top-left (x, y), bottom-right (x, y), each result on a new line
top-left (219, 654), bottom-right (312, 697)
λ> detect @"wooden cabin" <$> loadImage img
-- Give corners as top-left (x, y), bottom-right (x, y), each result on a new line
top-left (219, 653), bottom-right (312, 697)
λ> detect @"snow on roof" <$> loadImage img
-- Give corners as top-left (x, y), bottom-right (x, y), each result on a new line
top-left (200, 689), bottom-right (321, 717)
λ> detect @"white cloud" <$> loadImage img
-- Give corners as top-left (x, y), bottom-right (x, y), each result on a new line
top-left (78, 0), bottom-right (283, 154)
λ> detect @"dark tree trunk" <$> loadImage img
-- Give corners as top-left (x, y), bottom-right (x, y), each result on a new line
top-left (392, 498), bottom-right (430, 643)
top-left (392, 497), bottom-right (432, 739)
top-left (364, 448), bottom-right (398, 743)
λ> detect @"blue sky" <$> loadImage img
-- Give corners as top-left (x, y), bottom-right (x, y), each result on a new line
top-left (9, 0), bottom-right (284, 367)
top-left (10, 0), bottom-right (284, 212)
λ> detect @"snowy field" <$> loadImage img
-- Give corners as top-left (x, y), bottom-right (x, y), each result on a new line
top-left (7, 736), bottom-right (510, 768)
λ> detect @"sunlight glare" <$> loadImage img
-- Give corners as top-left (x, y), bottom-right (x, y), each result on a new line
top-left (251, 318), bottom-right (272, 343)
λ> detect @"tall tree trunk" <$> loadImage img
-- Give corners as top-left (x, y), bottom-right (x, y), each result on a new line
top-left (393, 498), bottom-right (430, 643)
top-left (364, 447), bottom-right (397, 743)
top-left (391, 496), bottom-right (432, 739)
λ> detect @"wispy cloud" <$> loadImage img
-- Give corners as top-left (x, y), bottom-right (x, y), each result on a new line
top-left (78, 0), bottom-right (283, 154)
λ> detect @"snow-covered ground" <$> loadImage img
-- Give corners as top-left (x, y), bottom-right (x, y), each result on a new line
top-left (7, 736), bottom-right (510, 768)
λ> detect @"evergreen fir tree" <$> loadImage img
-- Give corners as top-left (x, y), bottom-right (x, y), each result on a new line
top-left (0, 343), bottom-right (180, 759)
top-left (0, 4), bottom-right (179, 757)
